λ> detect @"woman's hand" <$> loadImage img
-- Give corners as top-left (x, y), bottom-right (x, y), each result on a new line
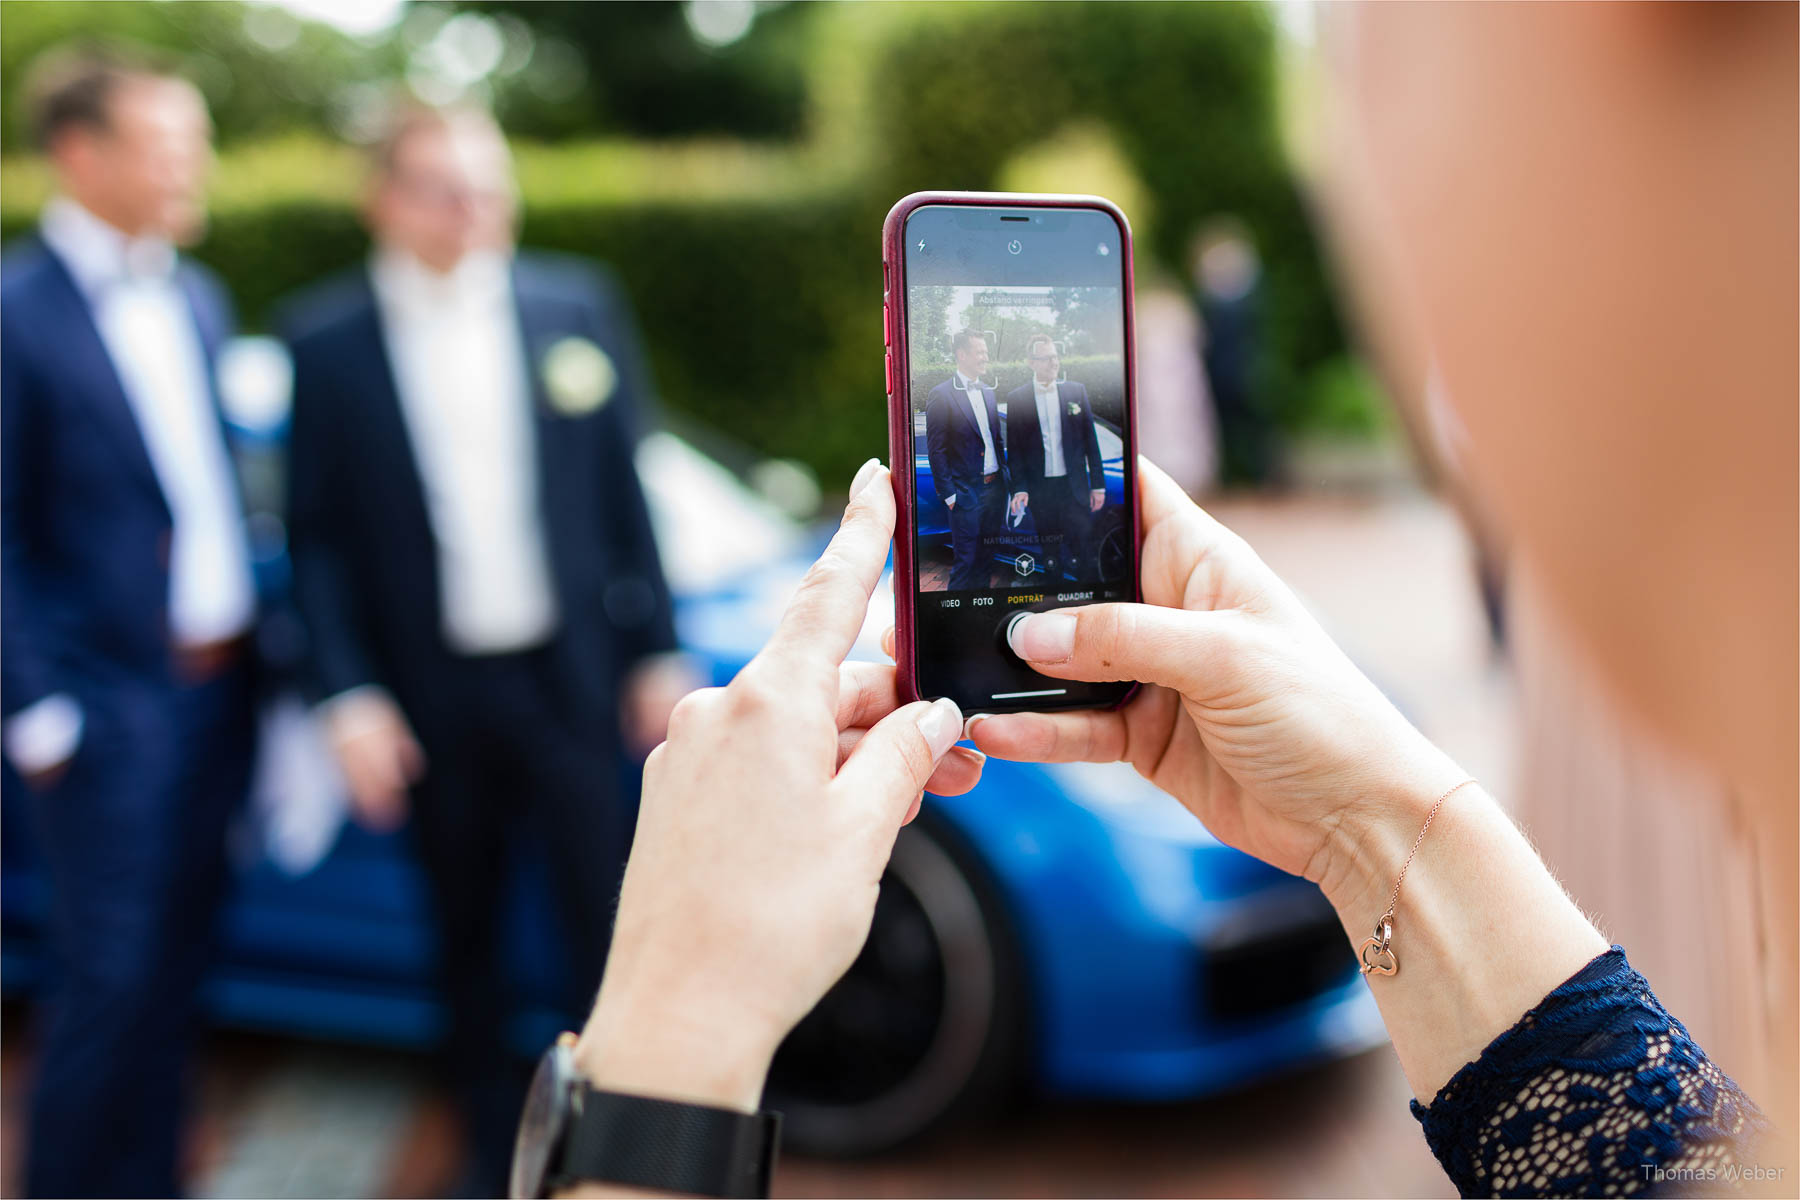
top-left (964, 458), bottom-right (1466, 915)
top-left (573, 459), bottom-right (982, 1112)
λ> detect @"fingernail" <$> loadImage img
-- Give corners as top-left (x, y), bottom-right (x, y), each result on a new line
top-left (1009, 611), bottom-right (1076, 663)
top-left (848, 457), bottom-right (882, 501)
top-left (917, 697), bottom-right (963, 758)
top-left (963, 713), bottom-right (991, 740)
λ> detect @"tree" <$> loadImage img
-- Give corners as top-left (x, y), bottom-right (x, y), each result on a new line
top-left (907, 285), bottom-right (954, 364)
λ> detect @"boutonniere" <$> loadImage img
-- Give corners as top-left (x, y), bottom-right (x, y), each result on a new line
top-left (541, 336), bottom-right (616, 417)
top-left (1067, 400), bottom-right (1081, 417)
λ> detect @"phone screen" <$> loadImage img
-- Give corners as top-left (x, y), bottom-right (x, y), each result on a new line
top-left (901, 202), bottom-right (1137, 711)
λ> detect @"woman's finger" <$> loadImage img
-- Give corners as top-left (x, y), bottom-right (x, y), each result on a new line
top-left (966, 707), bottom-right (1132, 764)
top-left (836, 661), bottom-right (901, 731)
top-left (837, 727), bottom-right (985, 796)
top-left (1004, 602), bottom-right (1239, 692)
top-left (754, 462), bottom-right (894, 686)
top-left (835, 697), bottom-right (964, 821)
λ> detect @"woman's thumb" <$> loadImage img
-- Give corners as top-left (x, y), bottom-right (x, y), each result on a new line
top-left (1006, 604), bottom-right (1230, 693)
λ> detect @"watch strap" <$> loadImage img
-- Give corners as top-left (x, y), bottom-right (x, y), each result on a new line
top-left (550, 1089), bottom-right (781, 1198)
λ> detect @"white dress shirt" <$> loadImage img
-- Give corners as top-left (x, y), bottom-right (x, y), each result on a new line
top-left (1033, 381), bottom-right (1068, 478)
top-left (955, 371), bottom-right (999, 475)
top-left (370, 248), bottom-right (558, 657)
top-left (5, 199), bottom-right (256, 775)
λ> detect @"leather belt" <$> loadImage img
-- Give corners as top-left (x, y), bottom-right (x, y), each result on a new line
top-left (983, 472), bottom-right (998, 483)
top-left (173, 633), bottom-right (250, 683)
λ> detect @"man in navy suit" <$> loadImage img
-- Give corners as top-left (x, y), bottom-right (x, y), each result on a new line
top-left (0, 50), bottom-right (257, 1197)
top-left (925, 329), bottom-right (1009, 590)
top-left (280, 105), bottom-right (688, 1193)
top-left (1005, 334), bottom-right (1106, 579)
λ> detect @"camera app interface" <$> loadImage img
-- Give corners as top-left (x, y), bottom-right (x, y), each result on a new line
top-left (903, 204), bottom-right (1135, 710)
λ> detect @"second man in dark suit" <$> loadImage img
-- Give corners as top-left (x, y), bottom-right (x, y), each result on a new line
top-left (280, 105), bottom-right (689, 1193)
top-left (925, 329), bottom-right (1009, 590)
top-left (1006, 334), bottom-right (1105, 579)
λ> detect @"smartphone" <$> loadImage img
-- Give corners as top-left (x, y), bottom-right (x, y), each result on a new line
top-left (884, 191), bottom-right (1140, 713)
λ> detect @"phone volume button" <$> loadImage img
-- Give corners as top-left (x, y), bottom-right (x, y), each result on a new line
top-left (884, 350), bottom-right (894, 395)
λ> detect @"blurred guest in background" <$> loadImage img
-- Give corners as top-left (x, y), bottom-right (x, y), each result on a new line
top-left (1192, 219), bottom-right (1274, 486)
top-left (278, 104), bottom-right (686, 1192)
top-left (925, 329), bottom-right (1007, 590)
top-left (1130, 280), bottom-right (1218, 496)
top-left (0, 47), bottom-right (257, 1198)
top-left (1005, 334), bottom-right (1105, 579)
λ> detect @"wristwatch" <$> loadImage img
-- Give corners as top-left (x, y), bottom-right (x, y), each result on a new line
top-left (509, 1033), bottom-right (782, 1199)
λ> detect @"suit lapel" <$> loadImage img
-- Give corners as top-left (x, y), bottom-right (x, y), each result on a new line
top-left (1057, 383), bottom-right (1085, 489)
top-left (948, 378), bottom-right (976, 435)
top-left (174, 265), bottom-right (255, 517)
top-left (509, 266), bottom-right (565, 570)
top-left (349, 281), bottom-right (437, 544)
top-left (964, 383), bottom-right (996, 473)
top-left (1056, 382), bottom-right (1075, 472)
top-left (34, 249), bottom-right (168, 513)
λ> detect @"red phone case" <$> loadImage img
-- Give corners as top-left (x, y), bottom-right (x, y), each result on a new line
top-left (881, 190), bottom-right (1142, 709)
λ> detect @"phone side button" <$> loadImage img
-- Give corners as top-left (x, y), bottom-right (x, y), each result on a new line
top-left (885, 350), bottom-right (894, 395)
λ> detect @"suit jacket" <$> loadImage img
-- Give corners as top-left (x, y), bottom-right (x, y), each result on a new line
top-left (1003, 380), bottom-right (1105, 500)
top-left (278, 252), bottom-right (676, 728)
top-left (1, 239), bottom-right (240, 716)
top-left (924, 376), bottom-right (1007, 506)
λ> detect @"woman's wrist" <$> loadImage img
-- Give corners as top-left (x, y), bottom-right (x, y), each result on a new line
top-left (1313, 739), bottom-right (1473, 928)
top-left (1312, 755), bottom-right (1610, 1099)
top-left (572, 983), bottom-right (778, 1115)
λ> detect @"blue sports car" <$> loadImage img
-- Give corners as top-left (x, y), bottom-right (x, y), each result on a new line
top-left (0, 358), bottom-right (1383, 1157)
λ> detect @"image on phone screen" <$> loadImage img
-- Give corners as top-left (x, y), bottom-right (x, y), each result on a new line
top-left (900, 202), bottom-right (1137, 711)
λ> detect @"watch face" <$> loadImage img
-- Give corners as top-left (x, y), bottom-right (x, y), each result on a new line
top-left (510, 1039), bottom-right (578, 1199)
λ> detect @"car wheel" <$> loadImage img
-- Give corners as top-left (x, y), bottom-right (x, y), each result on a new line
top-left (1096, 517), bottom-right (1128, 583)
top-left (765, 811), bottom-right (1024, 1156)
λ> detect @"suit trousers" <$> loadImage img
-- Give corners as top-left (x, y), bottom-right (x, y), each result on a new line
top-left (402, 644), bottom-right (631, 1192)
top-left (1029, 481), bottom-right (1093, 581)
top-left (947, 480), bottom-right (1007, 591)
top-left (20, 663), bottom-right (254, 1199)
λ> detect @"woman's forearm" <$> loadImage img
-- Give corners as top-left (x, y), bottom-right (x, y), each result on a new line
top-left (1320, 779), bottom-right (1610, 1100)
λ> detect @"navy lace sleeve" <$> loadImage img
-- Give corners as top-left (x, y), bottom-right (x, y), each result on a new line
top-left (1411, 947), bottom-right (1767, 1197)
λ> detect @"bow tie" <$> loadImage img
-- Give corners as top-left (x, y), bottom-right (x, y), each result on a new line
top-left (94, 240), bottom-right (178, 293)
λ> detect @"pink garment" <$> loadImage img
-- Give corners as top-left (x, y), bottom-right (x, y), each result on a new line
top-left (1133, 286), bottom-right (1218, 494)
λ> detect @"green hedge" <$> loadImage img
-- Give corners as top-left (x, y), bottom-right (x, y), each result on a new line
top-left (2, 2), bottom-right (1373, 485)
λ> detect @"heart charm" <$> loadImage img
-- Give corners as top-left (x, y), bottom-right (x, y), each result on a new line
top-left (1359, 933), bottom-right (1398, 977)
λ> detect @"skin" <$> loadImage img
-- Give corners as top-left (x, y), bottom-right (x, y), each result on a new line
top-left (944, 337), bottom-right (990, 512)
top-left (364, 113), bottom-right (516, 274)
top-left (330, 116), bottom-right (698, 826)
top-left (974, 460), bottom-right (1609, 1098)
top-left (1323, 0), bottom-right (1797, 1150)
top-left (572, 461), bottom-right (976, 1116)
top-left (48, 75), bottom-right (212, 244)
top-left (560, 2), bottom-right (1794, 1190)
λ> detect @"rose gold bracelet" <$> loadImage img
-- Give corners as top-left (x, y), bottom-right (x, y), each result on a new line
top-left (1358, 779), bottom-right (1480, 977)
